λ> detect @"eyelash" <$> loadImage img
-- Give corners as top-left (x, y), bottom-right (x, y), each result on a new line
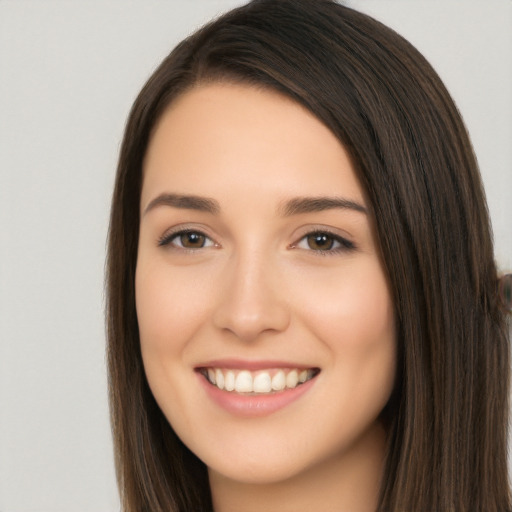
top-left (293, 230), bottom-right (356, 255)
top-left (157, 228), bottom-right (355, 254)
top-left (157, 228), bottom-right (216, 250)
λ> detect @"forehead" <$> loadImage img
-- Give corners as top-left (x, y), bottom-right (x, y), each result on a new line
top-left (141, 82), bottom-right (365, 208)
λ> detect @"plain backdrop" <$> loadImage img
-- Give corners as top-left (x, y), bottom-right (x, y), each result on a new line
top-left (1, 1), bottom-right (511, 511)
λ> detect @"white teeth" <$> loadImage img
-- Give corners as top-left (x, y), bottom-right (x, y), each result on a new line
top-left (286, 370), bottom-right (299, 388)
top-left (205, 367), bottom-right (316, 394)
top-left (253, 372), bottom-right (272, 393)
top-left (215, 369), bottom-right (225, 390)
top-left (271, 370), bottom-right (286, 391)
top-left (235, 371), bottom-right (253, 393)
top-left (225, 370), bottom-right (235, 391)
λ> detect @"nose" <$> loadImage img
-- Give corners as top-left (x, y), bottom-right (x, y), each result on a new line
top-left (212, 251), bottom-right (290, 342)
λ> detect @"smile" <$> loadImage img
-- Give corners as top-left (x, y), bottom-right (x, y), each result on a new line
top-left (198, 367), bottom-right (319, 395)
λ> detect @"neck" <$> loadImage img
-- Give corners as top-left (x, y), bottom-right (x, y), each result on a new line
top-left (209, 421), bottom-right (387, 512)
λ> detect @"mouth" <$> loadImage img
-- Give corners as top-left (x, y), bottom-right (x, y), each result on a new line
top-left (196, 367), bottom-right (320, 395)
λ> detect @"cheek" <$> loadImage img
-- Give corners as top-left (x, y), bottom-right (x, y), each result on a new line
top-left (134, 259), bottom-right (213, 430)
top-left (297, 259), bottom-right (394, 344)
top-left (135, 258), bottom-right (214, 353)
top-left (294, 259), bottom-right (396, 394)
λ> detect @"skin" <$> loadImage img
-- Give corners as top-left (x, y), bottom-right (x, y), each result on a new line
top-left (136, 83), bottom-right (396, 512)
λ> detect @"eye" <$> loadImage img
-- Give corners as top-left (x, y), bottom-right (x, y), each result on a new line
top-left (295, 231), bottom-right (355, 253)
top-left (158, 229), bottom-right (216, 250)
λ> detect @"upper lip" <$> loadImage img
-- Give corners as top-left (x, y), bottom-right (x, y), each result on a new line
top-left (194, 358), bottom-right (319, 371)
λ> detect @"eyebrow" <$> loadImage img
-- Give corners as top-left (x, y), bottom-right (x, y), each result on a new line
top-left (143, 193), bottom-right (221, 216)
top-left (143, 193), bottom-right (367, 217)
top-left (278, 196), bottom-right (367, 216)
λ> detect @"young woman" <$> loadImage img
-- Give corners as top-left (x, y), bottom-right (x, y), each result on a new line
top-left (106, 1), bottom-right (512, 510)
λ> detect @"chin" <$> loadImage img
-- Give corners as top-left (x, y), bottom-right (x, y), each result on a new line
top-left (207, 455), bottom-right (312, 486)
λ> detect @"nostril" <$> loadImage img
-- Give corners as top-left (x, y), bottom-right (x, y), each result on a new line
top-left (212, 294), bottom-right (290, 341)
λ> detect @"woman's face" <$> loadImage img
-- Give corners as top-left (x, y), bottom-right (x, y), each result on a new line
top-left (136, 83), bottom-right (396, 486)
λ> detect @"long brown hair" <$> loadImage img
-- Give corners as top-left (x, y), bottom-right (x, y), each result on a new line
top-left (106, 1), bottom-right (511, 510)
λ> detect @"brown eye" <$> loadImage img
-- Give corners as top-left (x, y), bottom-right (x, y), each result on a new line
top-left (295, 231), bottom-right (355, 254)
top-left (179, 231), bottom-right (206, 248)
top-left (307, 233), bottom-right (334, 250)
top-left (158, 230), bottom-right (215, 249)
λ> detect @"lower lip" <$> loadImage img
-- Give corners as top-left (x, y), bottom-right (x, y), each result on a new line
top-left (196, 371), bottom-right (318, 417)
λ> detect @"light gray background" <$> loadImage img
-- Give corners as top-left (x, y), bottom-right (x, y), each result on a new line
top-left (1, 1), bottom-right (510, 511)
